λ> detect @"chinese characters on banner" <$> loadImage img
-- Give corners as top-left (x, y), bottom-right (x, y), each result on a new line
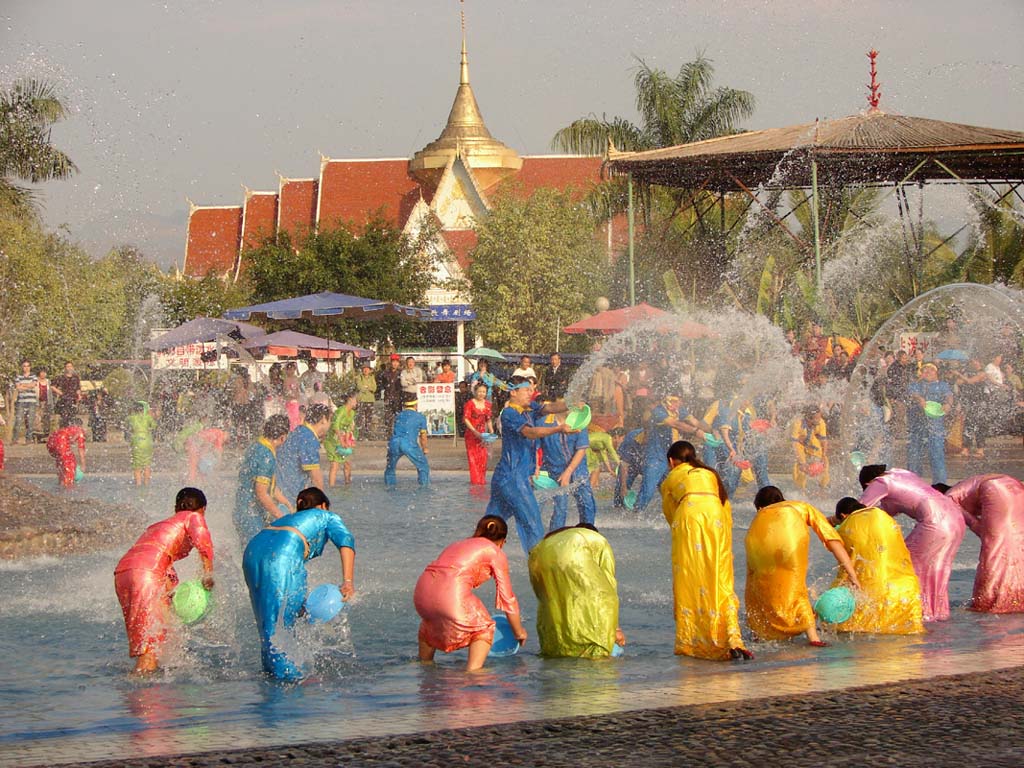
top-left (151, 343), bottom-right (228, 370)
top-left (417, 383), bottom-right (456, 436)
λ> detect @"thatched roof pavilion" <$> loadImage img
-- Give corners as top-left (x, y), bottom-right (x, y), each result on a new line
top-left (606, 111), bottom-right (1024, 190)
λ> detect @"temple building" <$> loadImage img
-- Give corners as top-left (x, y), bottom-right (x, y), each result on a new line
top-left (181, 24), bottom-right (625, 321)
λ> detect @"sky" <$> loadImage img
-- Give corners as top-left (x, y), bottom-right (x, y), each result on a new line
top-left (3, 0), bottom-right (1023, 270)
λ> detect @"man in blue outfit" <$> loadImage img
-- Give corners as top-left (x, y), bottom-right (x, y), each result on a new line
top-left (614, 427), bottom-right (645, 508)
top-left (242, 487), bottom-right (355, 681)
top-left (634, 392), bottom-right (710, 513)
top-left (384, 399), bottom-right (430, 486)
top-left (539, 409), bottom-right (596, 530)
top-left (487, 376), bottom-right (575, 555)
top-left (275, 403), bottom-right (331, 500)
top-left (906, 362), bottom-right (954, 484)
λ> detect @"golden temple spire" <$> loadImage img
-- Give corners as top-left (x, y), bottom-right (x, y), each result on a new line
top-left (409, 1), bottom-right (521, 188)
top-left (460, 3), bottom-right (469, 86)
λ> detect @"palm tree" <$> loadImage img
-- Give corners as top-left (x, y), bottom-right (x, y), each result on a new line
top-left (552, 55), bottom-right (755, 224)
top-left (0, 78), bottom-right (77, 216)
top-left (552, 54), bottom-right (755, 154)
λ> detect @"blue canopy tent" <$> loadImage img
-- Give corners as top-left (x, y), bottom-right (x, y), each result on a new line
top-left (144, 317), bottom-right (265, 351)
top-left (241, 330), bottom-right (374, 359)
top-left (223, 291), bottom-right (432, 322)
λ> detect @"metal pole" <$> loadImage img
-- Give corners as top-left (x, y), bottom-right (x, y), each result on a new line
top-left (810, 157), bottom-right (823, 292)
top-left (627, 173), bottom-right (636, 307)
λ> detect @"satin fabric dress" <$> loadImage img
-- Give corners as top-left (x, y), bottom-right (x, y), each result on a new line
top-left (46, 425), bottom-right (86, 486)
top-left (947, 474), bottom-right (1024, 613)
top-left (636, 403), bottom-right (690, 512)
top-left (114, 510), bottom-right (214, 657)
top-left (384, 409), bottom-right (430, 486)
top-left (234, 437), bottom-right (278, 547)
top-left (323, 405), bottom-right (357, 464)
top-left (242, 508), bottom-right (355, 680)
top-left (830, 507), bottom-right (924, 634)
top-left (661, 462), bottom-right (746, 660)
top-left (487, 403), bottom-right (545, 554)
top-left (127, 409), bottom-right (157, 470)
top-left (791, 417), bottom-right (829, 489)
top-left (413, 537), bottom-right (519, 653)
top-left (539, 416), bottom-right (596, 531)
top-left (186, 427), bottom-right (226, 478)
top-left (744, 501), bottom-right (842, 641)
top-left (463, 399), bottom-right (492, 485)
top-left (860, 468), bottom-right (966, 621)
top-left (528, 527), bottom-right (619, 658)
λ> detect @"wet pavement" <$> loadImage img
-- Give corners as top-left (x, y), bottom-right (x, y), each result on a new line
top-left (44, 664), bottom-right (1024, 767)
top-left (10, 628), bottom-right (1024, 768)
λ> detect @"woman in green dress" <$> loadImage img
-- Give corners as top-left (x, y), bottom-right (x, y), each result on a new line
top-left (325, 391), bottom-right (358, 486)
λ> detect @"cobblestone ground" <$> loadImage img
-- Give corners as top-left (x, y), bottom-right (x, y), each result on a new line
top-left (58, 666), bottom-right (1024, 768)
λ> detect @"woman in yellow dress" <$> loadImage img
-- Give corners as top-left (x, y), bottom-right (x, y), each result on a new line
top-left (745, 486), bottom-right (860, 646)
top-left (829, 498), bottom-right (925, 635)
top-left (661, 440), bottom-right (752, 661)
top-left (791, 406), bottom-right (829, 490)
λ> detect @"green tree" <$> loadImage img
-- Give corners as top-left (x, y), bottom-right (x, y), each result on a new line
top-left (160, 271), bottom-right (253, 328)
top-left (242, 216), bottom-right (438, 347)
top-left (467, 188), bottom-right (610, 351)
top-left (0, 79), bottom-right (77, 217)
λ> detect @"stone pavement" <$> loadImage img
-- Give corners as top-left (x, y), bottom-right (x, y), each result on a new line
top-left (53, 666), bottom-right (1024, 767)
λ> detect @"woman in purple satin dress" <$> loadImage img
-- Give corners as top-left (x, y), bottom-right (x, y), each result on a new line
top-left (859, 465), bottom-right (965, 622)
top-left (944, 474), bottom-right (1024, 613)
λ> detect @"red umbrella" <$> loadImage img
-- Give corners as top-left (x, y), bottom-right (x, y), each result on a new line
top-left (562, 303), bottom-right (710, 338)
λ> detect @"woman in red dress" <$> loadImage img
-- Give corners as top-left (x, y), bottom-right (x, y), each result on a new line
top-left (463, 382), bottom-right (494, 485)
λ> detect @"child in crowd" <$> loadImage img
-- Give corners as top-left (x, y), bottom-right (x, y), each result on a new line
top-left (128, 401), bottom-right (157, 486)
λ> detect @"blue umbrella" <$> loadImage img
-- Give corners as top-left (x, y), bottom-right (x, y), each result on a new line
top-left (936, 349), bottom-right (969, 362)
top-left (223, 291), bottom-right (431, 322)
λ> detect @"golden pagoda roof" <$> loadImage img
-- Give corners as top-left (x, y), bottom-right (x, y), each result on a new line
top-left (409, 16), bottom-right (521, 187)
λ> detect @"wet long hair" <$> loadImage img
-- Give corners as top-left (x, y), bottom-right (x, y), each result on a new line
top-left (473, 515), bottom-right (508, 543)
top-left (666, 440), bottom-right (728, 504)
top-left (296, 487), bottom-right (330, 511)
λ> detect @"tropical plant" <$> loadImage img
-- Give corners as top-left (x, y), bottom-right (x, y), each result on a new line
top-left (551, 54), bottom-right (755, 224)
top-left (466, 188), bottom-right (610, 351)
top-left (241, 216), bottom-right (438, 347)
top-left (0, 79), bottom-right (77, 217)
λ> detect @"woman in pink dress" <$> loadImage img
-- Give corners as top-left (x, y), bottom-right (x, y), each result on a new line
top-left (113, 488), bottom-right (214, 673)
top-left (414, 515), bottom-right (526, 671)
top-left (859, 465), bottom-right (965, 621)
top-left (463, 383), bottom-right (494, 485)
top-left (945, 474), bottom-right (1024, 613)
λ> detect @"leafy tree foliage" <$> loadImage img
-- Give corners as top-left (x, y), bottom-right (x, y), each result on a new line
top-left (160, 271), bottom-right (252, 328)
top-left (0, 79), bottom-right (77, 217)
top-left (241, 217), bottom-right (438, 347)
top-left (467, 188), bottom-right (611, 351)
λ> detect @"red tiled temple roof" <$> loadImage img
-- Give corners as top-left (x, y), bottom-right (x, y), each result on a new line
top-left (241, 192), bottom-right (278, 253)
top-left (440, 229), bottom-right (478, 272)
top-left (318, 159), bottom-right (424, 232)
top-left (181, 155), bottom-right (614, 277)
top-left (494, 155), bottom-right (605, 200)
top-left (277, 179), bottom-right (318, 242)
top-left (184, 206), bottom-right (243, 276)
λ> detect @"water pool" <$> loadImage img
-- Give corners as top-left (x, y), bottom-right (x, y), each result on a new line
top-left (2, 473), bottom-right (1020, 765)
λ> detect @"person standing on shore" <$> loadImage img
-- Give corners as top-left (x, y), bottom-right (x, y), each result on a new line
top-left (379, 354), bottom-right (404, 435)
top-left (13, 360), bottom-right (38, 444)
top-left (51, 361), bottom-right (81, 428)
top-left (355, 362), bottom-right (377, 437)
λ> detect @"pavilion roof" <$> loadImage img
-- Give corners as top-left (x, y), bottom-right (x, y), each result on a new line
top-left (606, 111), bottom-right (1024, 190)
